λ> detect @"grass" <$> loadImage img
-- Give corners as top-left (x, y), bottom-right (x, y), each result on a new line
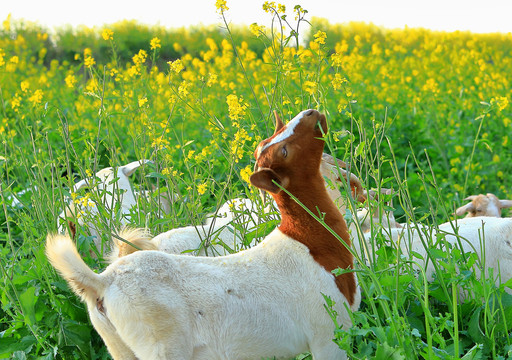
top-left (1, 2), bottom-right (512, 359)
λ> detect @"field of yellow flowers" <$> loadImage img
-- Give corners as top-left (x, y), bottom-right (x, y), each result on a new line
top-left (1, 1), bottom-right (512, 358)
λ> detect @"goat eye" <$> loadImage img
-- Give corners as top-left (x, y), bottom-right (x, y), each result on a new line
top-left (281, 146), bottom-right (287, 158)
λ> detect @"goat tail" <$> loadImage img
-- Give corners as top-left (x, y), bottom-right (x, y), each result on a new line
top-left (46, 233), bottom-right (105, 305)
top-left (107, 227), bottom-right (154, 263)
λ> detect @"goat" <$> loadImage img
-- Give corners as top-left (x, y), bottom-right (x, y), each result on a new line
top-left (108, 153), bottom-right (365, 261)
top-left (357, 216), bottom-right (512, 295)
top-left (455, 193), bottom-right (512, 218)
top-left (108, 113), bottom-right (365, 262)
top-left (57, 159), bottom-right (154, 253)
top-left (108, 112), bottom-right (395, 263)
top-left (46, 109), bottom-right (360, 359)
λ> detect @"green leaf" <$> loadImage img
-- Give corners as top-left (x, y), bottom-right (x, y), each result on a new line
top-left (354, 141), bottom-right (366, 157)
top-left (19, 287), bottom-right (37, 326)
top-left (0, 335), bottom-right (36, 358)
top-left (374, 342), bottom-right (406, 360)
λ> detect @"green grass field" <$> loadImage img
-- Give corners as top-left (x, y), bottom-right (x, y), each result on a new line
top-left (1, 2), bottom-right (512, 359)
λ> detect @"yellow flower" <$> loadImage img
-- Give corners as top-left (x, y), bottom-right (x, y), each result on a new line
top-left (455, 145), bottom-right (464, 154)
top-left (492, 154), bottom-right (500, 163)
top-left (168, 59), bottom-right (184, 73)
top-left (207, 73), bottom-right (218, 87)
top-left (226, 94), bottom-right (248, 121)
top-left (65, 74), bottom-right (77, 88)
top-left (11, 93), bottom-right (21, 112)
top-left (150, 37), bottom-right (161, 50)
top-left (84, 55), bottom-right (95, 68)
top-left (491, 96), bottom-right (509, 111)
top-left (277, 3), bottom-right (286, 13)
top-left (313, 30), bottom-right (327, 45)
top-left (250, 23), bottom-right (264, 37)
top-left (3, 14), bottom-right (11, 31)
top-left (20, 81), bottom-right (30, 92)
top-left (240, 165), bottom-right (252, 183)
top-left (262, 1), bottom-right (276, 12)
top-left (197, 182), bottom-right (208, 195)
top-left (303, 81), bottom-right (317, 95)
top-left (0, 48), bottom-right (4, 67)
top-left (138, 97), bottom-right (148, 107)
top-left (178, 81), bottom-right (189, 97)
top-left (132, 50), bottom-right (147, 66)
top-left (331, 73), bottom-right (346, 90)
top-left (28, 89), bottom-right (44, 105)
top-left (450, 158), bottom-right (461, 166)
top-left (102, 29), bottom-right (113, 41)
top-left (215, 0), bottom-right (229, 13)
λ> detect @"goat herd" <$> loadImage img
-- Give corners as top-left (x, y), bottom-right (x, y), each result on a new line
top-left (46, 110), bottom-right (512, 359)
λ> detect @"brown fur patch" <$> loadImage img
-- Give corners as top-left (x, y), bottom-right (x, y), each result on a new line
top-left (252, 110), bottom-right (357, 305)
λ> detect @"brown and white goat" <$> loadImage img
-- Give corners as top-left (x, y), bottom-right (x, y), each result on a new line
top-left (456, 193), bottom-right (512, 218)
top-left (46, 109), bottom-right (360, 359)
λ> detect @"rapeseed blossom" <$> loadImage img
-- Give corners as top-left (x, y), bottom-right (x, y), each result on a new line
top-left (197, 182), bottom-right (208, 195)
top-left (84, 55), bottom-right (95, 68)
top-left (262, 1), bottom-right (276, 12)
top-left (215, 0), bottom-right (228, 13)
top-left (102, 29), bottom-right (114, 40)
top-left (168, 59), bottom-right (184, 73)
top-left (138, 97), bottom-right (148, 107)
top-left (28, 89), bottom-right (43, 105)
top-left (150, 37), bottom-right (161, 50)
top-left (313, 30), bottom-right (327, 45)
top-left (226, 94), bottom-right (248, 121)
top-left (65, 74), bottom-right (77, 88)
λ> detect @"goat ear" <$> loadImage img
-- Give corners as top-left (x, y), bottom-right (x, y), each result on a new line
top-left (456, 202), bottom-right (474, 216)
top-left (322, 153), bottom-right (347, 169)
top-left (122, 159), bottom-right (153, 176)
top-left (347, 174), bottom-right (365, 202)
top-left (273, 110), bottom-right (284, 135)
top-left (499, 200), bottom-right (512, 209)
top-left (73, 179), bottom-right (89, 192)
top-left (464, 195), bottom-right (477, 201)
top-left (250, 168), bottom-right (288, 194)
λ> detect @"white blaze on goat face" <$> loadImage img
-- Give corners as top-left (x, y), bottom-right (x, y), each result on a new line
top-left (256, 109), bottom-right (314, 159)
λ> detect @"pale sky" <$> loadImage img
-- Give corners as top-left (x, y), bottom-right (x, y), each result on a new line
top-left (1, 0), bottom-right (511, 34)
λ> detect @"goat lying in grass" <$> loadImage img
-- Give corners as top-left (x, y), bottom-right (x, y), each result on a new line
top-left (456, 193), bottom-right (512, 218)
top-left (58, 159), bottom-right (172, 253)
top-left (47, 109), bottom-right (360, 359)
top-left (357, 215), bottom-right (512, 295)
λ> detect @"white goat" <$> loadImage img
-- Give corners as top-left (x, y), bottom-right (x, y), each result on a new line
top-left (357, 216), bottom-right (512, 294)
top-left (455, 193), bottom-right (512, 218)
top-left (46, 109), bottom-right (360, 359)
top-left (57, 159), bottom-right (154, 252)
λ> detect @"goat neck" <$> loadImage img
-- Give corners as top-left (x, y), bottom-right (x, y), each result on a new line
top-left (251, 109), bottom-right (357, 305)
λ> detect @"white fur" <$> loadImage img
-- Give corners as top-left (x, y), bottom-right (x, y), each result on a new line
top-left (47, 229), bottom-right (359, 359)
top-left (57, 160), bottom-right (155, 252)
top-left (357, 216), bottom-right (512, 294)
top-left (260, 109), bottom-right (312, 154)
